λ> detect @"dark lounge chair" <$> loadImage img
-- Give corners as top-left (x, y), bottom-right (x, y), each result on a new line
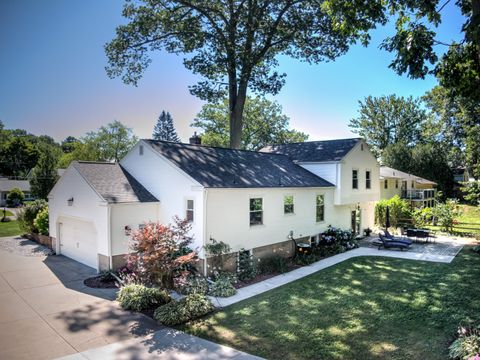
top-left (384, 230), bottom-right (413, 245)
top-left (378, 234), bottom-right (410, 251)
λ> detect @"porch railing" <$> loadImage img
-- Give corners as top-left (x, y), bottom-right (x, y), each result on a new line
top-left (401, 189), bottom-right (436, 200)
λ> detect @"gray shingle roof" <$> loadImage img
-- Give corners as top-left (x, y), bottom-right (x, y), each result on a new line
top-left (145, 140), bottom-right (334, 188)
top-left (73, 161), bottom-right (158, 203)
top-left (261, 138), bottom-right (361, 162)
top-left (0, 179), bottom-right (30, 192)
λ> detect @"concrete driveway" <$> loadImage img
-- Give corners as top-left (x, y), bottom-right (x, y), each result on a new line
top-left (0, 239), bottom-right (161, 360)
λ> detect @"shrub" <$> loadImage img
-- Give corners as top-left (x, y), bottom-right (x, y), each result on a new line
top-left (7, 188), bottom-right (24, 207)
top-left (449, 326), bottom-right (480, 360)
top-left (375, 195), bottom-right (411, 228)
top-left (125, 216), bottom-right (197, 288)
top-left (433, 199), bottom-right (462, 233)
top-left (99, 270), bottom-right (115, 282)
top-left (33, 207), bottom-right (49, 235)
top-left (154, 293), bottom-right (214, 326)
top-left (17, 199), bottom-right (47, 233)
top-left (412, 207), bottom-right (434, 228)
top-left (472, 246), bottom-right (480, 255)
top-left (208, 273), bottom-right (237, 297)
top-left (461, 181), bottom-right (480, 206)
top-left (117, 284), bottom-right (171, 312)
top-left (258, 255), bottom-right (290, 275)
top-left (237, 249), bottom-right (257, 282)
top-left (174, 273), bottom-right (209, 295)
top-left (204, 238), bottom-right (233, 273)
top-left (315, 226), bottom-right (357, 257)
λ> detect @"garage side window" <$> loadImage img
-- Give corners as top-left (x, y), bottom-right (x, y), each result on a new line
top-left (186, 199), bottom-right (194, 222)
top-left (250, 198), bottom-right (263, 226)
top-left (352, 170), bottom-right (358, 189)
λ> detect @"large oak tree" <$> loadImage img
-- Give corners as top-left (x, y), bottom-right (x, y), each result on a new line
top-left (105, 0), bottom-right (444, 149)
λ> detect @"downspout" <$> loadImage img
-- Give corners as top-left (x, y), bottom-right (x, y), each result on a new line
top-left (202, 188), bottom-right (208, 277)
top-left (108, 204), bottom-right (113, 271)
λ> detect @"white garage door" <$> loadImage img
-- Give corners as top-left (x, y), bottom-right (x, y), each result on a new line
top-left (58, 217), bottom-right (98, 269)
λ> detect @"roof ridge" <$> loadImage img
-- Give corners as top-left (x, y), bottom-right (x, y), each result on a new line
top-left (144, 139), bottom-right (293, 157)
top-left (264, 137), bottom-right (362, 147)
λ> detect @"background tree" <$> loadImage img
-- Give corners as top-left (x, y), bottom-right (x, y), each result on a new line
top-left (152, 111), bottom-right (180, 142)
top-left (61, 136), bottom-right (80, 154)
top-left (30, 144), bottom-right (61, 199)
top-left (349, 95), bottom-right (427, 158)
top-left (6, 188), bottom-right (24, 207)
top-left (192, 96), bottom-right (308, 151)
top-left (105, 1), bottom-right (443, 149)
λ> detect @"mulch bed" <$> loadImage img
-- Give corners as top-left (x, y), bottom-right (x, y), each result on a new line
top-left (84, 276), bottom-right (119, 288)
top-left (234, 263), bottom-right (302, 289)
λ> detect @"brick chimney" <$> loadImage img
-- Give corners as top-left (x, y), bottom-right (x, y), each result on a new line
top-left (189, 132), bottom-right (201, 145)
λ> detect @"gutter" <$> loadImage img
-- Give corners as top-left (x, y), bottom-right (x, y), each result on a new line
top-left (202, 188), bottom-right (208, 277)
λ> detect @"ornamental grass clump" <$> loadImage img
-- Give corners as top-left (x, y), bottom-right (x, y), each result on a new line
top-left (449, 326), bottom-right (480, 360)
top-left (154, 293), bottom-right (214, 326)
top-left (117, 284), bottom-right (171, 312)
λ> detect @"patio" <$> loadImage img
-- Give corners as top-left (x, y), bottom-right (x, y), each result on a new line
top-left (359, 233), bottom-right (468, 258)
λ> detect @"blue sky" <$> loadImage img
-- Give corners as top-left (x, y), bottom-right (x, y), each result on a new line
top-left (0, 0), bottom-right (465, 143)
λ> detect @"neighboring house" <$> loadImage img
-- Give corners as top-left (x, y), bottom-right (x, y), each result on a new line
top-left (48, 137), bottom-right (381, 272)
top-left (0, 178), bottom-right (34, 206)
top-left (380, 166), bottom-right (437, 208)
top-left (452, 167), bottom-right (471, 199)
top-left (261, 138), bottom-right (380, 235)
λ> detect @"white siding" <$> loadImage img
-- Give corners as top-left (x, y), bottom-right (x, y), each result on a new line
top-left (300, 163), bottom-right (337, 185)
top-left (338, 141), bottom-right (380, 205)
top-left (380, 178), bottom-right (402, 200)
top-left (48, 166), bottom-right (109, 257)
top-left (120, 141), bottom-right (205, 254)
top-left (110, 203), bottom-right (161, 256)
top-left (205, 187), bottom-right (339, 252)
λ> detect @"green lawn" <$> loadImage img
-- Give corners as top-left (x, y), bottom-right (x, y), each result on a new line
top-left (183, 248), bottom-right (480, 360)
top-left (0, 221), bottom-right (22, 237)
top-left (0, 210), bottom-right (14, 217)
top-left (428, 204), bottom-right (480, 236)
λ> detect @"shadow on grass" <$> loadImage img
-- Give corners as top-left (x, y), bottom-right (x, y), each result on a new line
top-left (183, 248), bottom-right (480, 360)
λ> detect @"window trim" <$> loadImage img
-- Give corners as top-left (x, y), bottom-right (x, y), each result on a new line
top-left (395, 179), bottom-right (399, 189)
top-left (283, 194), bottom-right (294, 215)
top-left (352, 169), bottom-right (359, 190)
top-left (316, 194), bottom-right (325, 223)
top-left (185, 198), bottom-right (194, 223)
top-left (249, 197), bottom-right (263, 226)
top-left (365, 170), bottom-right (371, 190)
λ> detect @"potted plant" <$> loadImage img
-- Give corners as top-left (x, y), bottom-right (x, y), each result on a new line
top-left (363, 228), bottom-right (372, 237)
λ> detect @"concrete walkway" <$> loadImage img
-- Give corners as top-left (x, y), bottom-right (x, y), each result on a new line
top-left (56, 328), bottom-right (262, 360)
top-left (209, 242), bottom-right (463, 308)
top-left (0, 236), bottom-right (260, 360)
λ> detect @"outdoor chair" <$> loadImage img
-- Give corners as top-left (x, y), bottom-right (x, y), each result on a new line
top-left (384, 230), bottom-right (413, 245)
top-left (378, 234), bottom-right (410, 251)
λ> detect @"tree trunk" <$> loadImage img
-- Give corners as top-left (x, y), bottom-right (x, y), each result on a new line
top-left (229, 81), bottom-right (248, 149)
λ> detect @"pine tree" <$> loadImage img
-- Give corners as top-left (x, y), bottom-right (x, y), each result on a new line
top-left (152, 111), bottom-right (180, 142)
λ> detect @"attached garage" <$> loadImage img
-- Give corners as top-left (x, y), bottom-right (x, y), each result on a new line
top-left (48, 161), bottom-right (159, 271)
top-left (58, 217), bottom-right (98, 269)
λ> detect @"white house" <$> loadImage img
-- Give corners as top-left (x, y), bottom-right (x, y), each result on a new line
top-left (49, 137), bottom-right (381, 273)
top-left (379, 166), bottom-right (437, 208)
top-left (0, 179), bottom-right (34, 206)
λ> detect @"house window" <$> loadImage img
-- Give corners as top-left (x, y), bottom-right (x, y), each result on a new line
top-left (411, 181), bottom-right (415, 189)
top-left (316, 195), bottom-right (325, 222)
top-left (402, 181), bottom-right (407, 189)
top-left (139, 145), bottom-right (144, 155)
top-left (384, 179), bottom-right (388, 189)
top-left (186, 199), bottom-right (194, 222)
top-left (249, 198), bottom-right (263, 225)
top-left (352, 170), bottom-right (358, 189)
top-left (361, 143), bottom-right (364, 151)
top-left (138, 224), bottom-right (146, 230)
top-left (284, 195), bottom-right (294, 214)
top-left (365, 171), bottom-right (371, 189)
top-left (395, 180), bottom-right (399, 189)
